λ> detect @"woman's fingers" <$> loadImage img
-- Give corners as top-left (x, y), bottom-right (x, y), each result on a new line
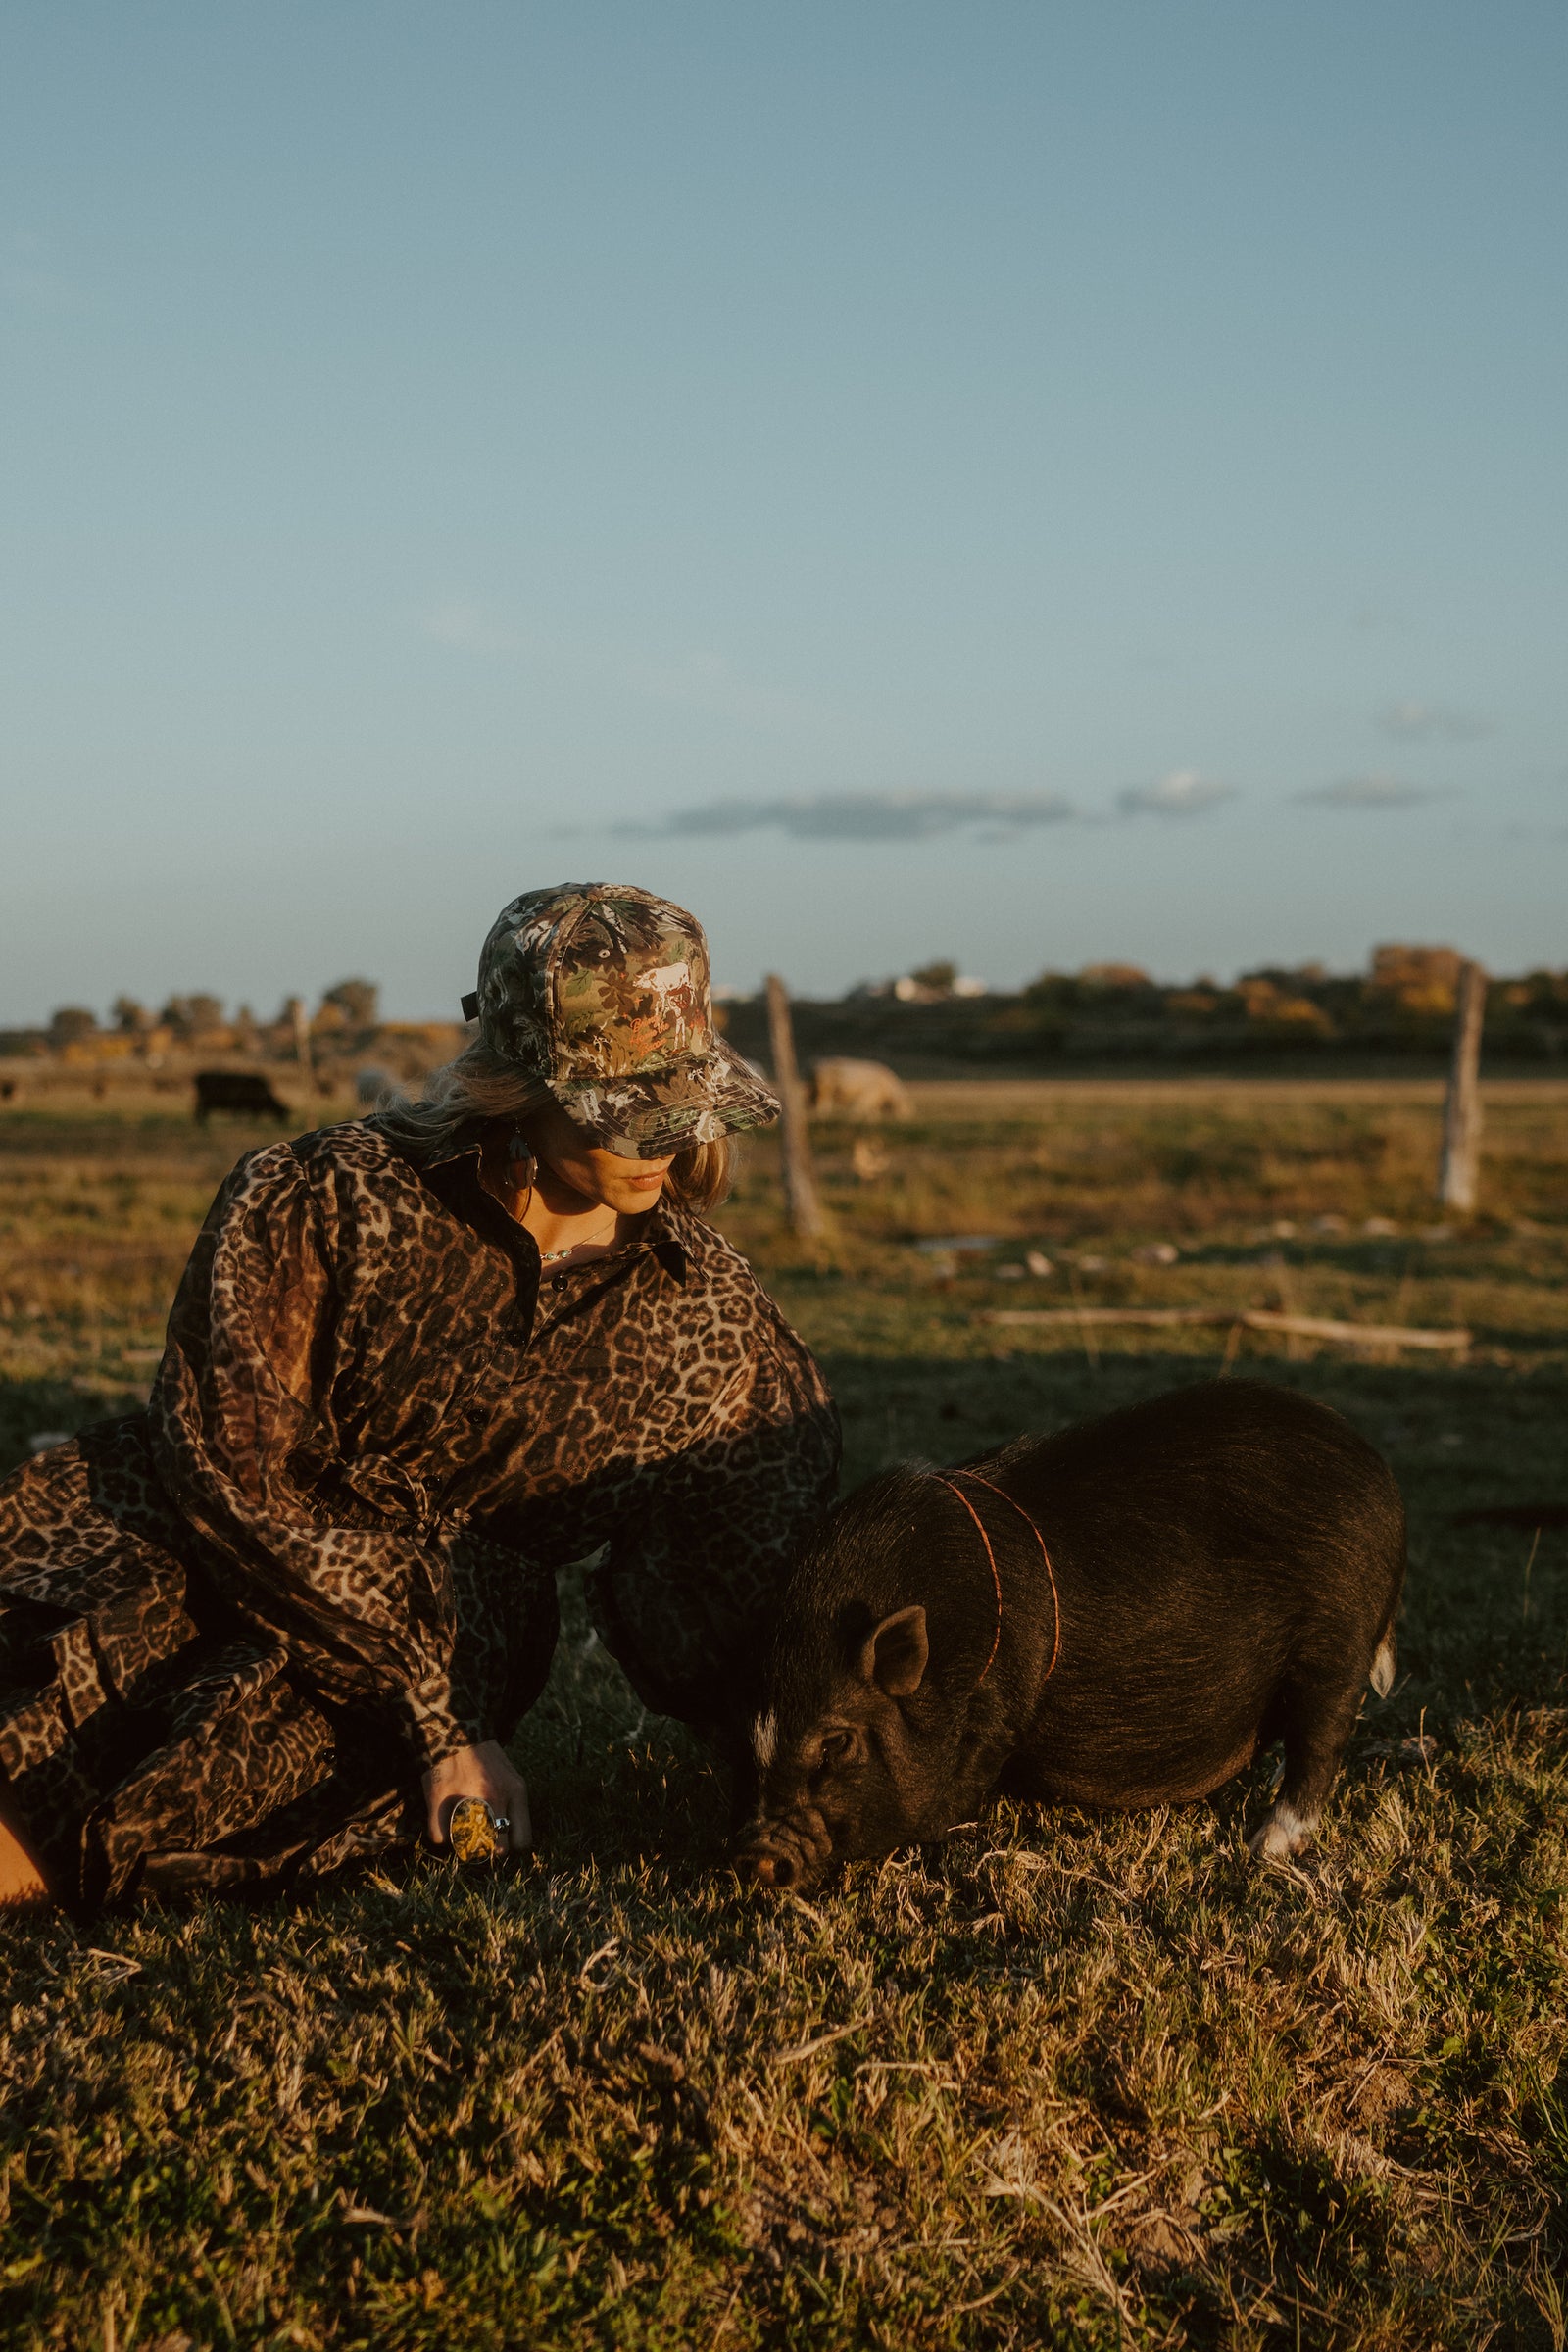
top-left (422, 1743), bottom-right (483, 1843)
top-left (479, 1752), bottom-right (531, 1850)
top-left (420, 1741), bottom-right (533, 1853)
top-left (481, 1751), bottom-right (532, 1850)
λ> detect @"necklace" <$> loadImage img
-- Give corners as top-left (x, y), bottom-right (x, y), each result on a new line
top-left (538, 1218), bottom-right (617, 1264)
top-left (478, 1147), bottom-right (616, 1262)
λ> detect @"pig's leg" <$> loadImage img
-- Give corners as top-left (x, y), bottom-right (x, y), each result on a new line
top-left (1248, 1673), bottom-right (1366, 1863)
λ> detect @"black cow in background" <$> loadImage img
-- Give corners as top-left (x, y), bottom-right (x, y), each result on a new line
top-left (193, 1071), bottom-right (290, 1125)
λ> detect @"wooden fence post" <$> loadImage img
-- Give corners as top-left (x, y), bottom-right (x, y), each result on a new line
top-left (764, 973), bottom-right (824, 1240)
top-left (1438, 959), bottom-right (1486, 1213)
top-left (287, 995), bottom-right (313, 1074)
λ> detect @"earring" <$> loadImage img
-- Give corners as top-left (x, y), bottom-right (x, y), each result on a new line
top-left (507, 1126), bottom-right (536, 1200)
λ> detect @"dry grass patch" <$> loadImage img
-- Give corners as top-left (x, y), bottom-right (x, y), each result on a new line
top-left (0, 1085), bottom-right (1564, 2347)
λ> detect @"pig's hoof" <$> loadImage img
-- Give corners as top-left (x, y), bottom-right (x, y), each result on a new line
top-left (1248, 1803), bottom-right (1317, 1864)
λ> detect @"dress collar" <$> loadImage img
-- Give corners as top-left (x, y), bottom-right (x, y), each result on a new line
top-left (406, 1134), bottom-right (690, 1284)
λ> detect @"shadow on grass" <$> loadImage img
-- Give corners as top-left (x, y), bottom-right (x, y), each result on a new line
top-left (1, 1354), bottom-right (1565, 2347)
top-left (3, 1353), bottom-right (1564, 1891)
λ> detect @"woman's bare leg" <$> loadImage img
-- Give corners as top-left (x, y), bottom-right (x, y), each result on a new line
top-left (0, 1809), bottom-right (49, 1909)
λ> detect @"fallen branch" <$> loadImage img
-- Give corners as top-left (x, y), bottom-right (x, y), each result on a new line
top-left (1244, 1309), bottom-right (1470, 1353)
top-left (984, 1306), bottom-right (1223, 1329)
top-left (978, 1306), bottom-right (1471, 1353)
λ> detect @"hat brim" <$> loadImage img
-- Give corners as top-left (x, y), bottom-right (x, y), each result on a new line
top-left (549, 1037), bottom-right (780, 1159)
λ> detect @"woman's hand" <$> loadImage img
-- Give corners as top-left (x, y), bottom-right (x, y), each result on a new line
top-left (421, 1739), bottom-right (532, 1853)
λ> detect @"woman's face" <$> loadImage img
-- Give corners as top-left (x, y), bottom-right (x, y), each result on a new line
top-left (522, 1101), bottom-right (675, 1215)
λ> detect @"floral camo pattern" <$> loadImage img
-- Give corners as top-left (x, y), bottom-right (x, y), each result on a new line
top-left (473, 884), bottom-right (780, 1158)
top-left (0, 1120), bottom-right (839, 1910)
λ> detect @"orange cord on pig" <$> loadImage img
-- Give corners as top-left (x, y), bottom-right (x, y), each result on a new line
top-left (930, 1469), bottom-right (1061, 1688)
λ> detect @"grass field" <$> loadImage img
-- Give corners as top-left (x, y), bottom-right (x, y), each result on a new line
top-left (1, 1079), bottom-right (1565, 2350)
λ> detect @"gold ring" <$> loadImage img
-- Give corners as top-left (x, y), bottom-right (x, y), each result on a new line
top-left (448, 1795), bottom-right (511, 1863)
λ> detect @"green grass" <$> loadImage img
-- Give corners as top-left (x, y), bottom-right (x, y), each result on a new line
top-left (1, 1083), bottom-right (1566, 2348)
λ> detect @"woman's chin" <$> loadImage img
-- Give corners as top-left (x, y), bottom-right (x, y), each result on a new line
top-left (615, 1180), bottom-right (668, 1212)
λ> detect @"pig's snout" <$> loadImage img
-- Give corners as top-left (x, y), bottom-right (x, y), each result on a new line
top-left (732, 1806), bottom-right (831, 1891)
top-left (734, 1843), bottom-right (801, 1888)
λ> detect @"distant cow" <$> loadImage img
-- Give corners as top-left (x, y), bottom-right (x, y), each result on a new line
top-left (808, 1058), bottom-right (911, 1119)
top-left (193, 1071), bottom-right (290, 1125)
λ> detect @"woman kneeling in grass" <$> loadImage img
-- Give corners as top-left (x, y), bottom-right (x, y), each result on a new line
top-left (0, 885), bottom-right (838, 1913)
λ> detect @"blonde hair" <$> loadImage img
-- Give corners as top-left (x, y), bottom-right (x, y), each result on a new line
top-left (374, 1038), bottom-right (736, 1212)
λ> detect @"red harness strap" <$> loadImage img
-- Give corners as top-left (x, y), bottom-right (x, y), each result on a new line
top-left (930, 1467), bottom-right (1062, 1688)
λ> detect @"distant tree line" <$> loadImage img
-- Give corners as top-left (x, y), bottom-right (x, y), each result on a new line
top-left (722, 945), bottom-right (1568, 1069)
top-left (2, 979), bottom-right (389, 1061)
top-left (9, 945), bottom-right (1567, 1072)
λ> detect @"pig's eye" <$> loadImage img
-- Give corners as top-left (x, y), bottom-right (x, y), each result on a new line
top-left (817, 1730), bottom-right (856, 1767)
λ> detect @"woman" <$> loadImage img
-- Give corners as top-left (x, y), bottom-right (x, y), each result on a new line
top-left (0, 884), bottom-right (839, 1913)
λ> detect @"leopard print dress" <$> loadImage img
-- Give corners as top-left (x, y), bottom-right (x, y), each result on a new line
top-left (0, 1122), bottom-right (839, 1910)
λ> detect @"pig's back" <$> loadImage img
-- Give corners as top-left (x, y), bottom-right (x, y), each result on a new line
top-left (983, 1381), bottom-right (1404, 1806)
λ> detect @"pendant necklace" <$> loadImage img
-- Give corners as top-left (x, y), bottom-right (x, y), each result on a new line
top-left (539, 1218), bottom-right (617, 1265)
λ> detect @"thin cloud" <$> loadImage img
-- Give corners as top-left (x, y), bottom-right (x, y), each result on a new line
top-left (1375, 700), bottom-right (1492, 743)
top-left (619, 789), bottom-right (1077, 843)
top-left (421, 601), bottom-right (530, 657)
top-left (1296, 775), bottom-right (1439, 809)
top-left (1117, 770), bottom-right (1234, 817)
top-left (422, 612), bottom-right (827, 732)
top-left (622, 652), bottom-right (829, 732)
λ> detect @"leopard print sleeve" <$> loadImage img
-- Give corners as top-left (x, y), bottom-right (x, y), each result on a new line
top-left (147, 1143), bottom-right (484, 1770)
top-left (591, 1237), bottom-right (841, 1726)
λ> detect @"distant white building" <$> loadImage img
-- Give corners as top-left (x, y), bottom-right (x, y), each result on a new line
top-left (892, 972), bottom-right (989, 1002)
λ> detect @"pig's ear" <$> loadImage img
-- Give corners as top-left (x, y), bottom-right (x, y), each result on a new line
top-left (858, 1605), bottom-right (929, 1696)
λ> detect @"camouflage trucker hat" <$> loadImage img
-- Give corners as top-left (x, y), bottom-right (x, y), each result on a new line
top-left (462, 884), bottom-right (778, 1158)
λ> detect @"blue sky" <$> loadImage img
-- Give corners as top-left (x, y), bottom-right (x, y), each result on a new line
top-left (3, 2), bottom-right (1564, 1018)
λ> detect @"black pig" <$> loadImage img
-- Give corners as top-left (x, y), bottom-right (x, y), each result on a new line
top-left (736, 1381), bottom-right (1404, 1888)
